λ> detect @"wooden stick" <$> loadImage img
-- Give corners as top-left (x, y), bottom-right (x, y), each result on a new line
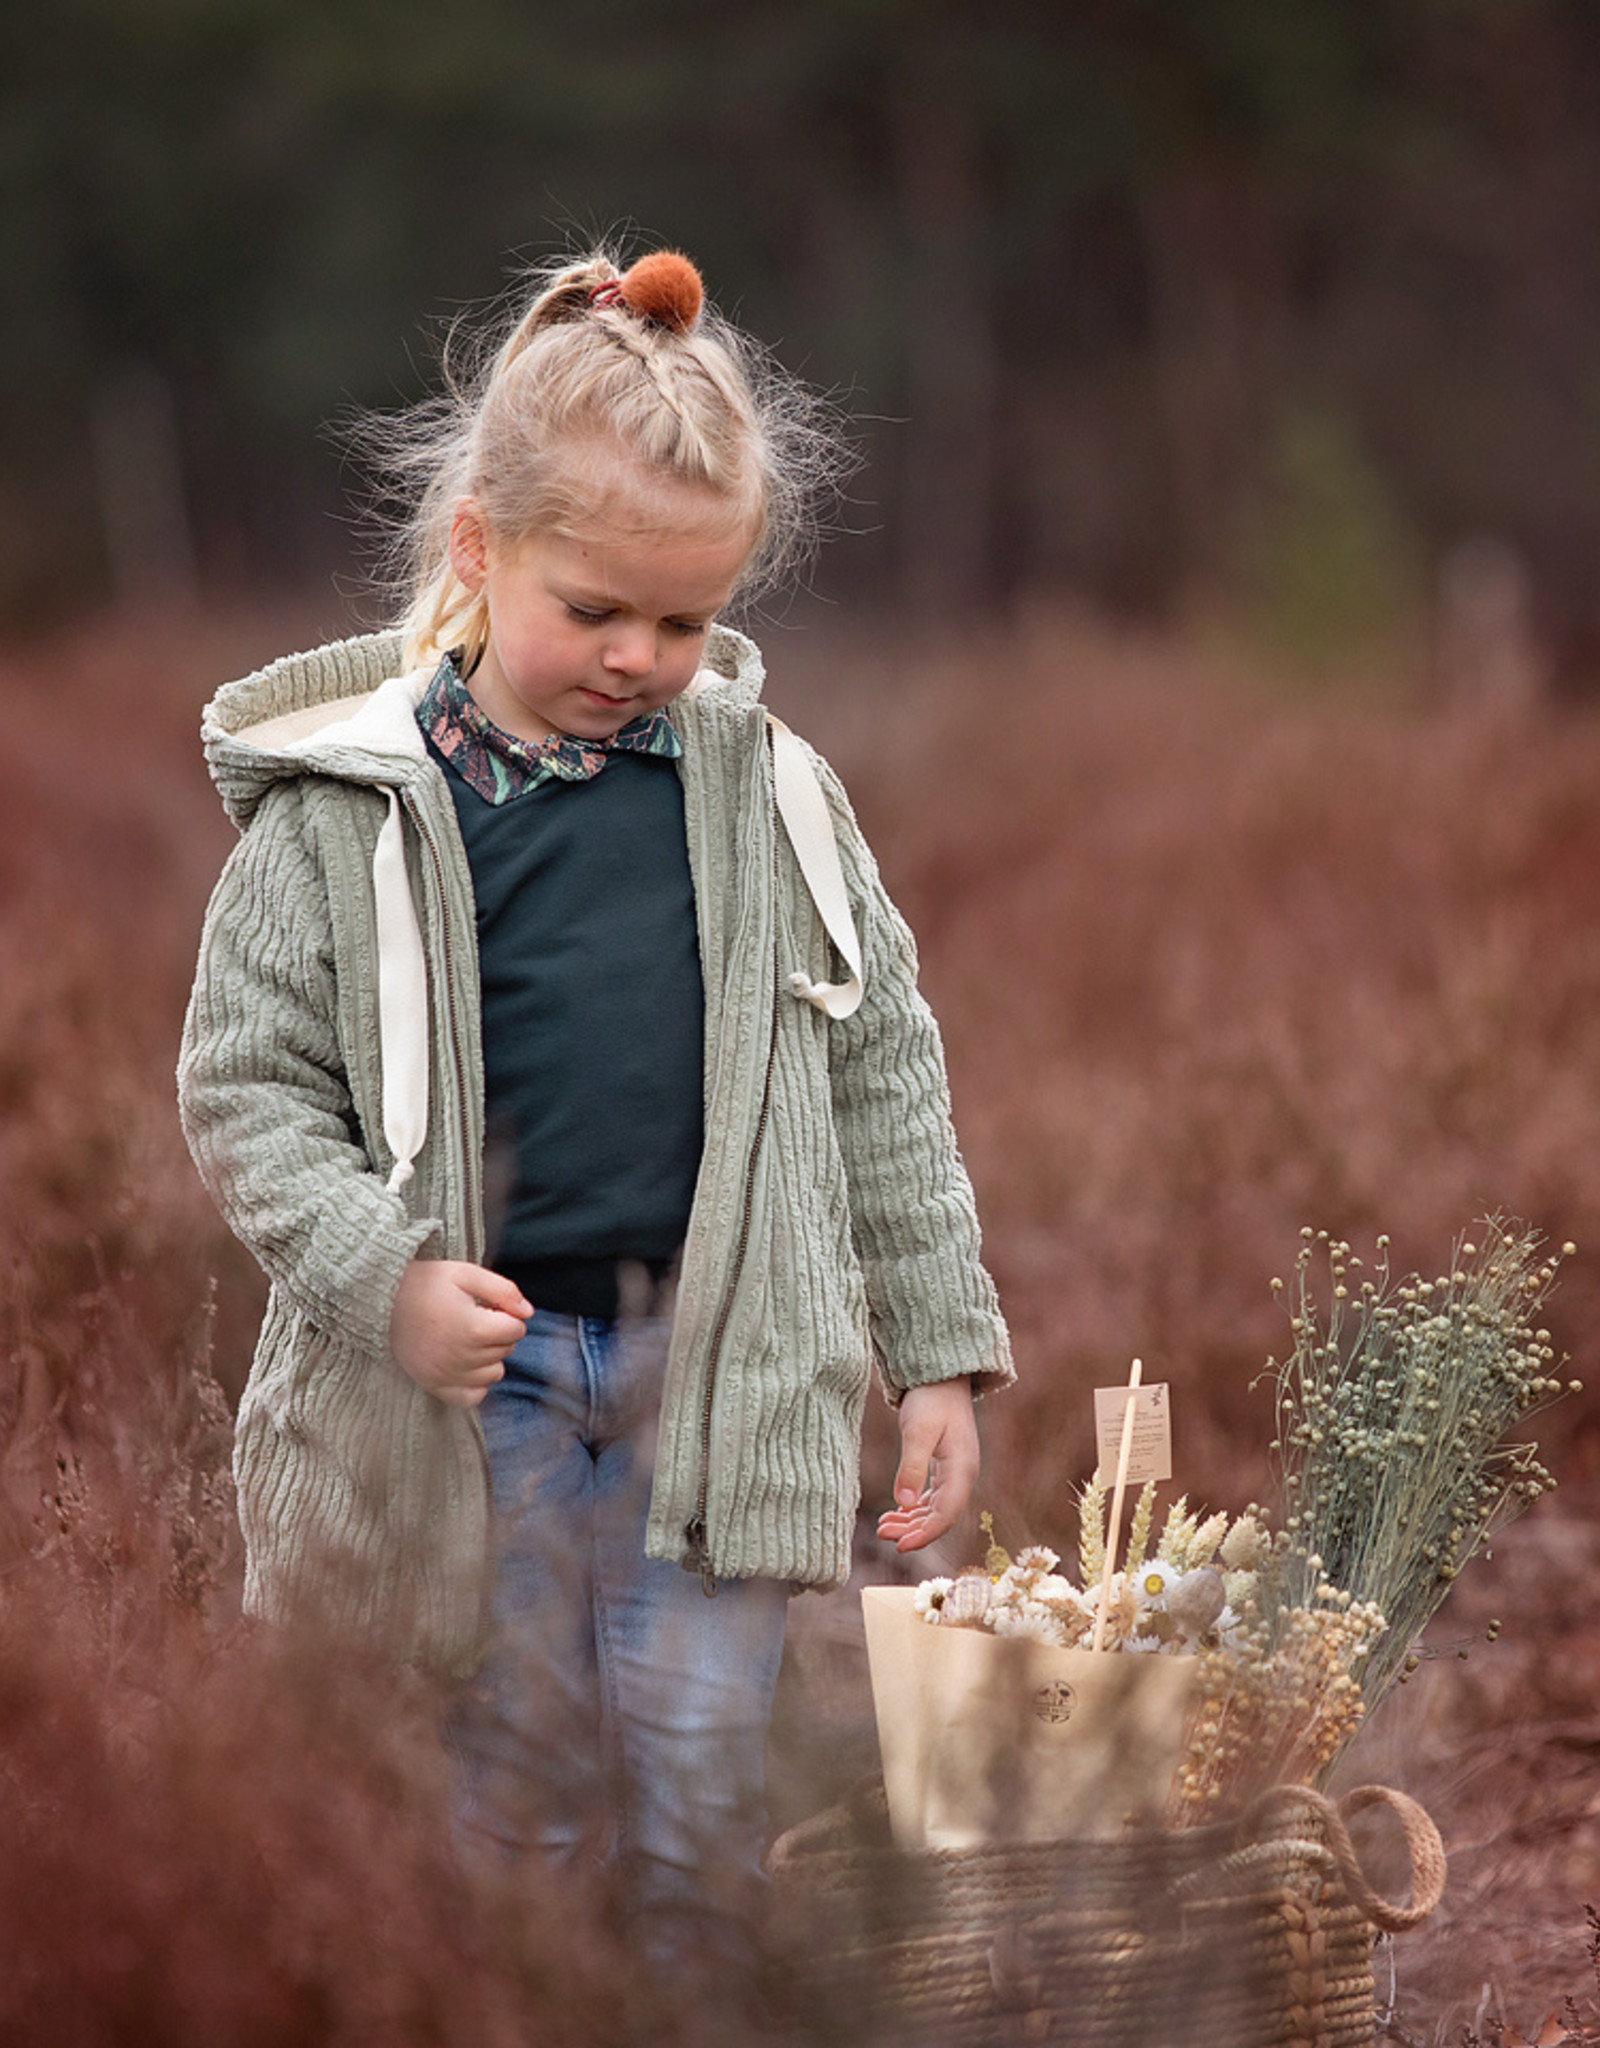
top-left (1092, 1357), bottom-right (1143, 1653)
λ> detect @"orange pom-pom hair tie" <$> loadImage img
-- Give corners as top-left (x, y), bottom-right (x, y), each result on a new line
top-left (590, 251), bottom-right (705, 334)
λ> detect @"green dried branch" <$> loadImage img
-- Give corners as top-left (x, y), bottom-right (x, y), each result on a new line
top-left (1269, 1217), bottom-right (1578, 1715)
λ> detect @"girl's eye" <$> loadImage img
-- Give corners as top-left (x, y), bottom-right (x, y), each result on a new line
top-left (566, 605), bottom-right (612, 625)
top-left (668, 619), bottom-right (710, 637)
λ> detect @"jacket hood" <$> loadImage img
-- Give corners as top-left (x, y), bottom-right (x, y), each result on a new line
top-left (201, 623), bottom-right (768, 831)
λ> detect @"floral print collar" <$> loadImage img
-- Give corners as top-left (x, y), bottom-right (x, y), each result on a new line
top-left (417, 654), bottom-right (683, 806)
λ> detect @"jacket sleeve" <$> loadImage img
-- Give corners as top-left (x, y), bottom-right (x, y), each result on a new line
top-left (808, 746), bottom-right (1015, 1400)
top-left (177, 782), bottom-right (440, 1358)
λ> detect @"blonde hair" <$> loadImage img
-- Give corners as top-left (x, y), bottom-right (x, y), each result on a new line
top-left (358, 248), bottom-right (849, 672)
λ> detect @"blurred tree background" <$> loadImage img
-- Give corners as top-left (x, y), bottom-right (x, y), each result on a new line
top-left (4, 0), bottom-right (1600, 677)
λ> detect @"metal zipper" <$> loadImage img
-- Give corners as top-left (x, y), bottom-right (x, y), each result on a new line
top-left (683, 730), bottom-right (784, 1598)
top-left (683, 950), bottom-right (780, 1598)
top-left (404, 786), bottom-right (497, 1653)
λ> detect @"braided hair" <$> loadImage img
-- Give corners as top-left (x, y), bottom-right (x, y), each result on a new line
top-left (361, 246), bottom-right (847, 672)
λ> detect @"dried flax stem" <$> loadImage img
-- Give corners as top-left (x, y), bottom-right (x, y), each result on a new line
top-left (1092, 1356), bottom-right (1142, 1652)
top-left (1271, 1218), bottom-right (1576, 1719)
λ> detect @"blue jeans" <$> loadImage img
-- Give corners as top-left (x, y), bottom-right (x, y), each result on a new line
top-left (452, 1307), bottom-right (790, 1965)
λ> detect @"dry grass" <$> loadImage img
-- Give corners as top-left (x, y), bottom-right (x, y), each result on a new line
top-left (771, 606), bottom-right (1600, 1528)
top-left (4, 598), bottom-right (1600, 2042)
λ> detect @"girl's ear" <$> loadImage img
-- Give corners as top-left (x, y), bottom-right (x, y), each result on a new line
top-left (448, 501), bottom-right (491, 594)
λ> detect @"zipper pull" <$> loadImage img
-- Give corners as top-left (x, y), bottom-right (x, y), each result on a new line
top-left (683, 1517), bottom-right (719, 1599)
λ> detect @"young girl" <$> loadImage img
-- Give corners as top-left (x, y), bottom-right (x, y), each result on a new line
top-left (178, 247), bottom-right (1012, 1971)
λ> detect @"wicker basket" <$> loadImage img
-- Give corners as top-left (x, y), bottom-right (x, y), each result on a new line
top-left (767, 1781), bottom-right (1445, 2048)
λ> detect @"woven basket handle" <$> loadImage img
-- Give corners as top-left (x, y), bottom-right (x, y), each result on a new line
top-left (1251, 1783), bottom-right (1446, 1933)
top-left (1334, 1784), bottom-right (1447, 1931)
top-left (766, 1780), bottom-right (889, 1874)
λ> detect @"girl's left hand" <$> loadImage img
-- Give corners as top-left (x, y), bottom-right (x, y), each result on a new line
top-left (876, 1378), bottom-right (978, 1553)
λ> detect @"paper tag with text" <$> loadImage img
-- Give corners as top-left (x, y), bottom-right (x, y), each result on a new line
top-left (1093, 1382), bottom-right (1173, 1486)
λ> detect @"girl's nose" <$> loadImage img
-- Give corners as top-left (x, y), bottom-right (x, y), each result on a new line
top-left (602, 623), bottom-right (657, 677)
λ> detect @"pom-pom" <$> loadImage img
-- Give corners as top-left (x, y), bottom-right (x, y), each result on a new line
top-left (617, 251), bottom-right (704, 333)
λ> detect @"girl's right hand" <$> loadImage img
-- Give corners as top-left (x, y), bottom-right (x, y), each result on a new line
top-left (389, 1261), bottom-right (532, 1408)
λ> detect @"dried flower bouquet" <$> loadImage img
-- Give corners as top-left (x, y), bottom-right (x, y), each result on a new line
top-left (1269, 1219), bottom-right (1576, 1712)
top-left (908, 1218), bottom-right (1577, 1826)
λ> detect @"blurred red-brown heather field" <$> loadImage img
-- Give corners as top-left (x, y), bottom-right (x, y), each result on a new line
top-left (4, 602), bottom-right (1600, 2045)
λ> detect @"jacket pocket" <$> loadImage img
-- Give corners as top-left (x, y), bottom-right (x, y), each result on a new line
top-left (233, 1302), bottom-right (490, 1672)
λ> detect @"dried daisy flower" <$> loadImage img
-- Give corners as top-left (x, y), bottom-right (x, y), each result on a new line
top-left (1035, 1588), bottom-right (1094, 1648)
top-left (912, 1577), bottom-right (955, 1623)
top-left (992, 1564), bottom-right (1033, 1607)
top-left (1028, 1573), bottom-right (1086, 1615)
top-left (992, 1599), bottom-right (1083, 1649)
top-left (1132, 1559), bottom-right (1180, 1606)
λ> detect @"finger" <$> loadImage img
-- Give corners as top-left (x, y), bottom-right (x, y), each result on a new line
top-left (891, 1461), bottom-right (928, 1509)
top-left (876, 1490), bottom-right (935, 1540)
top-left (888, 1498), bottom-right (959, 1552)
top-left (892, 1422), bottom-right (942, 1509)
top-left (466, 1267), bottom-right (534, 1319)
top-left (901, 1489), bottom-right (966, 1551)
top-left (435, 1356), bottom-right (505, 1396)
top-left (432, 1381), bottom-right (490, 1410)
top-left (925, 1441), bottom-right (981, 1536)
top-left (472, 1306), bottom-right (530, 1352)
top-left (885, 1439), bottom-right (979, 1549)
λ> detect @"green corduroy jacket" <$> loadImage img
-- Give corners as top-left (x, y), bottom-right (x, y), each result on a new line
top-left (178, 624), bottom-right (1012, 1674)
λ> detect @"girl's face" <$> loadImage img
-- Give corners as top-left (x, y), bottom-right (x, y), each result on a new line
top-left (448, 490), bottom-right (752, 747)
